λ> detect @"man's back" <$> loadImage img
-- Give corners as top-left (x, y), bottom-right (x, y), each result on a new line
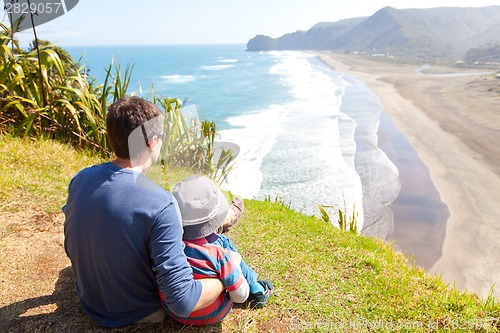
top-left (63, 162), bottom-right (198, 327)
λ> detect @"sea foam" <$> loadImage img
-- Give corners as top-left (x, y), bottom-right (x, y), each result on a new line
top-left (200, 64), bottom-right (235, 71)
top-left (217, 59), bottom-right (239, 63)
top-left (161, 74), bottom-right (196, 83)
top-left (221, 51), bottom-right (368, 231)
top-left (339, 75), bottom-right (400, 237)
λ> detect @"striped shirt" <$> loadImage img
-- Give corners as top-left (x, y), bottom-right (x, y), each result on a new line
top-left (161, 233), bottom-right (248, 326)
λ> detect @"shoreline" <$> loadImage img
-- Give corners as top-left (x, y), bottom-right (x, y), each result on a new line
top-left (377, 109), bottom-right (448, 270)
top-left (318, 52), bottom-right (500, 298)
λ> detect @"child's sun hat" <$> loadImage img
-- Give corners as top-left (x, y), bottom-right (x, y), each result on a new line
top-left (172, 175), bottom-right (229, 240)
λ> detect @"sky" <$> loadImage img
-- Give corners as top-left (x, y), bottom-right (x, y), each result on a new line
top-left (3, 0), bottom-right (500, 46)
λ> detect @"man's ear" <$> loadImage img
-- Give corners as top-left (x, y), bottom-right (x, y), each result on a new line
top-left (147, 135), bottom-right (159, 149)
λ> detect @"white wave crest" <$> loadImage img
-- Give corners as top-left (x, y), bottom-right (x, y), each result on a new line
top-left (161, 74), bottom-right (195, 83)
top-left (200, 64), bottom-right (235, 71)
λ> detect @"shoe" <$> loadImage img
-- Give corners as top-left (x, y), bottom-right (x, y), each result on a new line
top-left (247, 280), bottom-right (274, 309)
top-left (219, 197), bottom-right (244, 233)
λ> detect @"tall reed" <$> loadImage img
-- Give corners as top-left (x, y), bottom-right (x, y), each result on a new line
top-left (318, 204), bottom-right (359, 234)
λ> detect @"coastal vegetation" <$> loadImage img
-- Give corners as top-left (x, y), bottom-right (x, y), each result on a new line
top-left (0, 28), bottom-right (235, 183)
top-left (1, 22), bottom-right (112, 152)
top-left (318, 203), bottom-right (360, 234)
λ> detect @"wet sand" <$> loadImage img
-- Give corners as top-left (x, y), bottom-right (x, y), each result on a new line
top-left (318, 52), bottom-right (500, 299)
top-left (377, 110), bottom-right (449, 270)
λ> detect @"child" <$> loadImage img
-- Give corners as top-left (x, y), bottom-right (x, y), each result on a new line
top-left (160, 175), bottom-right (274, 326)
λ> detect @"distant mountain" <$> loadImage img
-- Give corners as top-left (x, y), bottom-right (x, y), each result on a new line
top-left (246, 6), bottom-right (500, 62)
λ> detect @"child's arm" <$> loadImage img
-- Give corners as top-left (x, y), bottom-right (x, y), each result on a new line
top-left (228, 263), bottom-right (250, 303)
top-left (220, 250), bottom-right (250, 303)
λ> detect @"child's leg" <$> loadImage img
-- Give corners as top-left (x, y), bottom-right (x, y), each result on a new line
top-left (218, 197), bottom-right (244, 233)
top-left (216, 235), bottom-right (274, 308)
top-left (216, 234), bottom-right (258, 286)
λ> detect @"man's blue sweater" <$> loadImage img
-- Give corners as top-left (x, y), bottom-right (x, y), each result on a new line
top-left (63, 162), bottom-right (201, 327)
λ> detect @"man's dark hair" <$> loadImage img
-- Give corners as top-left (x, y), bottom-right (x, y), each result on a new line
top-left (106, 96), bottom-right (163, 159)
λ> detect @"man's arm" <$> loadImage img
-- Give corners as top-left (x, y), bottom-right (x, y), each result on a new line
top-left (151, 201), bottom-right (208, 317)
top-left (192, 279), bottom-right (225, 311)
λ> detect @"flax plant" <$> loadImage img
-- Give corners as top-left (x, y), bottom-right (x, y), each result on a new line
top-left (0, 30), bottom-right (132, 153)
top-left (1, 29), bottom-right (237, 183)
top-left (157, 97), bottom-right (237, 185)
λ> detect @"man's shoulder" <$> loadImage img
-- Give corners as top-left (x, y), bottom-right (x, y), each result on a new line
top-left (68, 163), bottom-right (106, 188)
top-left (135, 173), bottom-right (170, 195)
top-left (71, 162), bottom-right (111, 178)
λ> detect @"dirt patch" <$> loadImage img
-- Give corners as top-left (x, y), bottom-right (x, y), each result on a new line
top-left (0, 207), bottom-right (292, 332)
top-left (0, 206), bottom-right (70, 327)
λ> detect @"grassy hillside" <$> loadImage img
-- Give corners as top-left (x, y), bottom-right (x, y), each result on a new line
top-left (1, 135), bottom-right (499, 332)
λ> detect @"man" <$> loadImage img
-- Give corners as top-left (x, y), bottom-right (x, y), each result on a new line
top-left (63, 96), bottom-right (224, 327)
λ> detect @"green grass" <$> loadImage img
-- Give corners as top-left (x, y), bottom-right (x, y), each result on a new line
top-left (234, 200), bottom-right (500, 332)
top-left (1, 135), bottom-right (500, 332)
top-left (0, 133), bottom-right (104, 213)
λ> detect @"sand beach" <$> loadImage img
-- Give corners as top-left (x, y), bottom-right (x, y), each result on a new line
top-left (318, 52), bottom-right (500, 299)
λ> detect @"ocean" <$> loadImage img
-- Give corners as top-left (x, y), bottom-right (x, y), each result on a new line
top-left (66, 44), bottom-right (447, 267)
